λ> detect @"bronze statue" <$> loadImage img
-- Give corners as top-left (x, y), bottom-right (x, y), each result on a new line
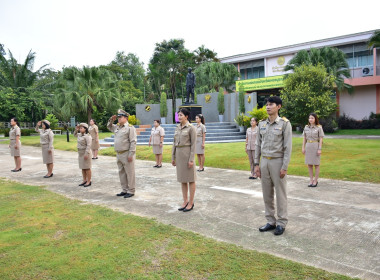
top-left (185, 67), bottom-right (196, 103)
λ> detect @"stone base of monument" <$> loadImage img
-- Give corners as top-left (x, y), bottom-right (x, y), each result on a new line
top-left (179, 104), bottom-right (202, 122)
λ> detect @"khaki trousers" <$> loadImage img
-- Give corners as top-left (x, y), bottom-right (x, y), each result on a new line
top-left (260, 157), bottom-right (288, 227)
top-left (116, 152), bottom-right (135, 194)
top-left (246, 149), bottom-right (255, 175)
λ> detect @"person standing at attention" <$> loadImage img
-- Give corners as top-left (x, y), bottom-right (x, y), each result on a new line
top-left (35, 120), bottom-right (54, 178)
top-left (195, 114), bottom-right (206, 172)
top-left (107, 109), bottom-right (137, 198)
top-left (302, 113), bottom-right (324, 187)
top-left (172, 108), bottom-right (197, 212)
top-left (254, 96), bottom-right (292, 236)
top-left (9, 117), bottom-right (22, 172)
top-left (245, 117), bottom-right (258, 179)
top-left (149, 120), bottom-right (165, 168)
top-left (89, 119), bottom-right (100, 159)
top-left (74, 123), bottom-right (92, 187)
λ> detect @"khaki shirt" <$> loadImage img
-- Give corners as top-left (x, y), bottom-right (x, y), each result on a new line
top-left (89, 125), bottom-right (99, 141)
top-left (107, 118), bottom-right (137, 157)
top-left (246, 126), bottom-right (258, 150)
top-left (255, 116), bottom-right (292, 170)
top-left (74, 131), bottom-right (92, 155)
top-left (150, 126), bottom-right (165, 145)
top-left (9, 125), bottom-right (21, 140)
top-left (303, 125), bottom-right (324, 141)
top-left (172, 122), bottom-right (197, 161)
top-left (196, 124), bottom-right (206, 137)
top-left (36, 127), bottom-right (54, 150)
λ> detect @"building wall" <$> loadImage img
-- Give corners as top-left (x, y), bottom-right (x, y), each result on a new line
top-left (197, 92), bottom-right (219, 122)
top-left (339, 85), bottom-right (376, 119)
top-left (265, 54), bottom-right (294, 77)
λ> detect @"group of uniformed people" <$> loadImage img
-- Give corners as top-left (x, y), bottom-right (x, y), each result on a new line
top-left (8, 96), bottom-right (324, 236)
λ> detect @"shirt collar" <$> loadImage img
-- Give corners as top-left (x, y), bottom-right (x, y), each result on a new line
top-left (265, 116), bottom-right (281, 124)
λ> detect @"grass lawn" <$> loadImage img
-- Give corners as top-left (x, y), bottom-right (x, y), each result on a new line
top-left (0, 179), bottom-right (354, 280)
top-left (1, 133), bottom-right (379, 183)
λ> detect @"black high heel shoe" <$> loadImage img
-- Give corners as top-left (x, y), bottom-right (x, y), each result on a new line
top-left (183, 204), bottom-right (194, 212)
top-left (311, 181), bottom-right (318, 187)
top-left (79, 181), bottom-right (87, 186)
top-left (11, 168), bottom-right (22, 172)
top-left (43, 173), bottom-right (53, 178)
top-left (178, 202), bottom-right (189, 211)
top-left (83, 182), bottom-right (91, 187)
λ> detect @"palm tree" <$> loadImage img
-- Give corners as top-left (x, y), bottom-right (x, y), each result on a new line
top-left (284, 47), bottom-right (352, 93)
top-left (194, 45), bottom-right (219, 64)
top-left (55, 66), bottom-right (121, 123)
top-left (368, 30), bottom-right (380, 49)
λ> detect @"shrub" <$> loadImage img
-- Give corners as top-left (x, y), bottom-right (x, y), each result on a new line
top-left (234, 113), bottom-right (251, 127)
top-left (338, 113), bottom-right (380, 129)
top-left (218, 87), bottom-right (225, 115)
top-left (160, 92), bottom-right (168, 118)
top-left (319, 118), bottom-right (338, 133)
top-left (128, 115), bottom-right (141, 126)
top-left (248, 105), bottom-right (268, 122)
top-left (44, 114), bottom-right (59, 129)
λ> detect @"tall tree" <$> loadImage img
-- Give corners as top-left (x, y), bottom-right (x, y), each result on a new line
top-left (54, 66), bottom-right (121, 123)
top-left (194, 45), bottom-right (219, 64)
top-left (284, 47), bottom-right (352, 93)
top-left (368, 30), bottom-right (380, 49)
top-left (194, 61), bottom-right (240, 93)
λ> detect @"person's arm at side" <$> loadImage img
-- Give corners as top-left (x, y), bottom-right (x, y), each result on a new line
top-left (171, 135), bottom-right (176, 166)
top-left (317, 126), bottom-right (324, 156)
top-left (245, 130), bottom-right (248, 152)
top-left (48, 130), bottom-right (54, 153)
top-left (188, 126), bottom-right (196, 168)
top-left (254, 126), bottom-right (262, 178)
top-left (302, 128), bottom-right (306, 155)
top-left (148, 134), bottom-right (152, 147)
top-left (280, 122), bottom-right (293, 178)
top-left (15, 127), bottom-right (21, 149)
top-left (84, 135), bottom-right (92, 160)
top-left (128, 126), bottom-right (137, 162)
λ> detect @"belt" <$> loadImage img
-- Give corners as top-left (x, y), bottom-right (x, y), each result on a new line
top-left (307, 140), bottom-right (318, 143)
top-left (176, 145), bottom-right (190, 148)
top-left (116, 150), bottom-right (128, 154)
top-left (262, 156), bottom-right (282, 160)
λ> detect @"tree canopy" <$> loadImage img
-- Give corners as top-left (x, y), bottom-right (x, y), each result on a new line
top-left (368, 30), bottom-right (380, 49)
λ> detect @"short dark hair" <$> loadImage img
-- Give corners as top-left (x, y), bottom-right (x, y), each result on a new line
top-left (154, 119), bottom-right (161, 124)
top-left (196, 114), bottom-right (205, 125)
top-left (42, 121), bottom-right (50, 129)
top-left (178, 108), bottom-right (190, 119)
top-left (308, 113), bottom-right (320, 126)
top-left (266, 96), bottom-right (282, 106)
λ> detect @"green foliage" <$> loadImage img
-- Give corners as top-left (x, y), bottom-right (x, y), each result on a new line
top-left (194, 61), bottom-right (240, 94)
top-left (284, 47), bottom-right (352, 93)
top-left (247, 105), bottom-right (268, 122)
top-left (218, 87), bottom-right (225, 115)
top-left (128, 115), bottom-right (140, 126)
top-left (234, 113), bottom-right (251, 127)
top-left (238, 85), bottom-right (245, 113)
top-left (44, 113), bottom-right (59, 129)
top-left (368, 30), bottom-right (380, 49)
top-left (280, 64), bottom-right (338, 127)
top-left (194, 45), bottom-right (219, 64)
top-left (160, 92), bottom-right (168, 117)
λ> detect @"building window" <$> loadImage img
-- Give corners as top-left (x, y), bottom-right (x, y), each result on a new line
top-left (346, 51), bottom-right (373, 68)
top-left (240, 66), bottom-right (264, 80)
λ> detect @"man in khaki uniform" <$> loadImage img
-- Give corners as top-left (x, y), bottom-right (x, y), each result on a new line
top-left (254, 96), bottom-right (292, 235)
top-left (107, 109), bottom-right (137, 198)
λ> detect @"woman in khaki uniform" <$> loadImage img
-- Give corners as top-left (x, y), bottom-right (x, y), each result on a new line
top-left (302, 113), bottom-right (325, 187)
top-left (35, 120), bottom-right (54, 178)
top-left (74, 123), bottom-right (92, 187)
top-left (172, 108), bottom-right (197, 212)
top-left (195, 114), bottom-right (206, 172)
top-left (245, 117), bottom-right (258, 179)
top-left (149, 120), bottom-right (165, 168)
top-left (89, 119), bottom-right (100, 159)
top-left (9, 117), bottom-right (22, 172)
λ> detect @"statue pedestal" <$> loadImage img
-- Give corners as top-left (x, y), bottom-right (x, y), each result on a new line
top-left (179, 103), bottom-right (202, 122)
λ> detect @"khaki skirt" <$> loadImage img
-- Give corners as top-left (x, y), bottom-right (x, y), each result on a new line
top-left (91, 139), bottom-right (100, 150)
top-left (195, 137), bottom-right (204, 154)
top-left (10, 140), bottom-right (21, 157)
top-left (152, 144), bottom-right (163, 155)
top-left (175, 146), bottom-right (196, 183)
top-left (305, 142), bottom-right (321, 165)
top-left (78, 149), bottom-right (92, 169)
top-left (42, 144), bottom-right (54, 164)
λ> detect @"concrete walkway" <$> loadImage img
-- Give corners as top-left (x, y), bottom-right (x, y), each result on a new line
top-left (0, 145), bottom-right (379, 280)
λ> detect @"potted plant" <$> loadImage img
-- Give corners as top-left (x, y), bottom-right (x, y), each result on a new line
top-left (218, 87), bottom-right (225, 122)
top-left (160, 92), bottom-right (167, 124)
top-left (234, 113), bottom-right (250, 132)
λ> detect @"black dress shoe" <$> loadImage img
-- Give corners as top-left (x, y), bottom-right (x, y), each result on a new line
top-left (183, 204), bottom-right (194, 212)
top-left (157, 165), bottom-right (162, 168)
top-left (83, 182), bottom-right (91, 187)
top-left (274, 225), bottom-right (285, 235)
top-left (311, 182), bottom-right (318, 187)
top-left (259, 223), bottom-right (276, 232)
top-left (43, 173), bottom-right (53, 178)
top-left (116, 192), bottom-right (127, 196)
top-left (153, 165), bottom-right (158, 168)
top-left (11, 168), bottom-right (22, 172)
top-left (124, 193), bottom-right (135, 198)
top-left (79, 181), bottom-right (87, 186)
top-left (178, 203), bottom-right (189, 211)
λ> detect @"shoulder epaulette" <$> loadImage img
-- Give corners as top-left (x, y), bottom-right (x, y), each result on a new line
top-left (282, 117), bottom-right (289, 122)
top-left (317, 124), bottom-right (322, 127)
top-left (129, 124), bottom-right (133, 127)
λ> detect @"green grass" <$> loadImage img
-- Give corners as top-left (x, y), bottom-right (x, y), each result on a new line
top-left (0, 178), bottom-right (354, 280)
top-left (1, 133), bottom-right (379, 183)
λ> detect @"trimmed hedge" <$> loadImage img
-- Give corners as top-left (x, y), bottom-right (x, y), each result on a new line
top-left (338, 114), bottom-right (380, 129)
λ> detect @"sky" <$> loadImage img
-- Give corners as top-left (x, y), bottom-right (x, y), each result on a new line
top-left (1, 0), bottom-right (379, 71)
